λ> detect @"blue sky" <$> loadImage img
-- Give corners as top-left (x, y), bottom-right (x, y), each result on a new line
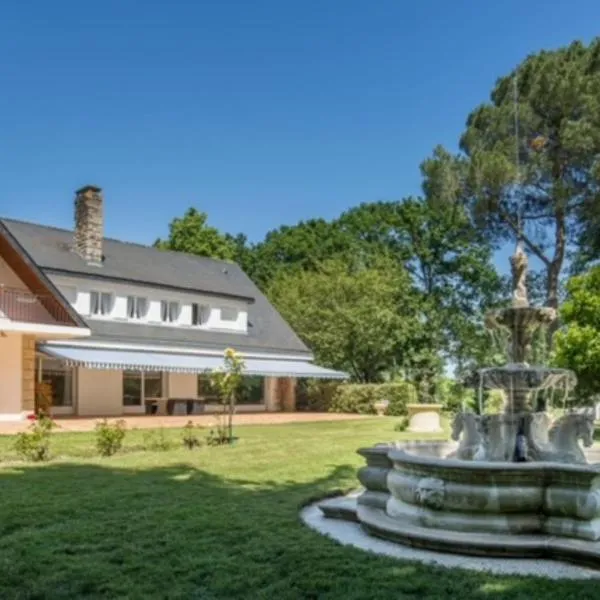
top-left (0, 0), bottom-right (598, 257)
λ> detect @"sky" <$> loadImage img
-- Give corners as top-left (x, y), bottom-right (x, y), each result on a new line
top-left (0, 0), bottom-right (599, 256)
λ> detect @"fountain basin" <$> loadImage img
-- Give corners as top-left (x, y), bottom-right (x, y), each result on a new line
top-left (320, 442), bottom-right (600, 568)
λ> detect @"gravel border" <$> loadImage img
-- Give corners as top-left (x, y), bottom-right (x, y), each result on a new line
top-left (300, 498), bottom-right (600, 580)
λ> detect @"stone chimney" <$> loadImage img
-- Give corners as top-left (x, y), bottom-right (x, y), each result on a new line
top-left (74, 185), bottom-right (104, 265)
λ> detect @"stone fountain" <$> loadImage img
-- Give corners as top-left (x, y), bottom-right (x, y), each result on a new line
top-left (318, 243), bottom-right (600, 568)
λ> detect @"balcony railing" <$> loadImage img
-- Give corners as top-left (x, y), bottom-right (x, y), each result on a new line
top-left (0, 285), bottom-right (74, 326)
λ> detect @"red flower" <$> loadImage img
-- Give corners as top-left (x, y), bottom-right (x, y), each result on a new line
top-left (26, 413), bottom-right (37, 421)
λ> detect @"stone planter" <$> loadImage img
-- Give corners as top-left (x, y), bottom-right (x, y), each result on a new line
top-left (373, 399), bottom-right (389, 417)
top-left (406, 403), bottom-right (443, 433)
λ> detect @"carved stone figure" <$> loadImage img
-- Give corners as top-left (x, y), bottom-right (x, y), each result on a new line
top-left (510, 241), bottom-right (529, 308)
top-left (414, 478), bottom-right (446, 510)
top-left (449, 412), bottom-right (483, 461)
top-left (547, 412), bottom-right (596, 464)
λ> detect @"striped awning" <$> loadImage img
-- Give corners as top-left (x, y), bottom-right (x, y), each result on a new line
top-left (39, 345), bottom-right (348, 379)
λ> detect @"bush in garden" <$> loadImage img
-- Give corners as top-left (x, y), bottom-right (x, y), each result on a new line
top-left (329, 383), bottom-right (414, 416)
top-left (14, 413), bottom-right (55, 462)
top-left (142, 428), bottom-right (172, 452)
top-left (296, 379), bottom-right (342, 411)
top-left (182, 420), bottom-right (202, 449)
top-left (95, 419), bottom-right (127, 457)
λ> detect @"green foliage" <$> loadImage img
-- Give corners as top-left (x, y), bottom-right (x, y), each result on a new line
top-left (208, 348), bottom-right (245, 444)
top-left (94, 419), bottom-right (127, 457)
top-left (555, 266), bottom-right (600, 402)
top-left (268, 256), bottom-right (421, 382)
top-left (154, 207), bottom-right (237, 260)
top-left (296, 379), bottom-right (342, 411)
top-left (182, 421), bottom-right (203, 450)
top-left (394, 417), bottom-right (409, 432)
top-left (14, 414), bottom-right (55, 462)
top-left (330, 382), bottom-right (415, 416)
top-left (142, 428), bottom-right (172, 452)
top-left (423, 40), bottom-right (600, 312)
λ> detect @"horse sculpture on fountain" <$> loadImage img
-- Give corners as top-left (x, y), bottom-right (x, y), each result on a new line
top-left (546, 411), bottom-right (595, 464)
top-left (449, 412), bottom-right (485, 461)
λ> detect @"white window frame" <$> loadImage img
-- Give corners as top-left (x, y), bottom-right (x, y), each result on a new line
top-left (89, 290), bottom-right (114, 317)
top-left (126, 295), bottom-right (149, 321)
top-left (160, 300), bottom-right (181, 324)
top-left (191, 302), bottom-right (211, 327)
top-left (220, 307), bottom-right (238, 322)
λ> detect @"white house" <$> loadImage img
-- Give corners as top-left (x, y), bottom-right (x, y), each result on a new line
top-left (0, 186), bottom-right (345, 421)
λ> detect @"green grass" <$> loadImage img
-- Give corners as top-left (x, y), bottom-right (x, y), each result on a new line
top-left (0, 418), bottom-right (597, 599)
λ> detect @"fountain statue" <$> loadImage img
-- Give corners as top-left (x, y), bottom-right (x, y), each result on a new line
top-left (318, 243), bottom-right (600, 568)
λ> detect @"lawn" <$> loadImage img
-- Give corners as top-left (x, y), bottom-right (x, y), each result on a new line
top-left (0, 418), bottom-right (597, 599)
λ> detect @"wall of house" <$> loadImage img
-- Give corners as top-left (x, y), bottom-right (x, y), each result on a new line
top-left (167, 372), bottom-right (197, 398)
top-left (0, 256), bottom-right (28, 290)
top-left (21, 335), bottom-right (36, 413)
top-left (76, 367), bottom-right (123, 416)
top-left (0, 334), bottom-right (23, 418)
top-left (49, 274), bottom-right (249, 333)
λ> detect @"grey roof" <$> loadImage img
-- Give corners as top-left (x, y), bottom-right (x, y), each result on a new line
top-left (1, 218), bottom-right (256, 301)
top-left (1, 218), bottom-right (310, 357)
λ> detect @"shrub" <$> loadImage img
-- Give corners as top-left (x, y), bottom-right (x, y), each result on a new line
top-left (329, 382), bottom-right (415, 416)
top-left (296, 379), bottom-right (342, 412)
top-left (394, 417), bottom-right (409, 432)
top-left (14, 413), bottom-right (55, 462)
top-left (142, 428), bottom-right (172, 452)
top-left (95, 419), bottom-right (127, 457)
top-left (182, 420), bottom-right (203, 450)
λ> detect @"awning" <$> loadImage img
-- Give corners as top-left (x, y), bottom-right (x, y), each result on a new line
top-left (39, 345), bottom-right (348, 379)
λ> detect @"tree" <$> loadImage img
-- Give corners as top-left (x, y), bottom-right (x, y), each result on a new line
top-left (422, 39), bottom-right (600, 322)
top-left (267, 257), bottom-right (421, 382)
top-left (554, 267), bottom-right (600, 402)
top-left (208, 348), bottom-right (245, 444)
top-left (337, 197), bottom-right (503, 375)
top-left (248, 219), bottom-right (357, 289)
top-left (155, 208), bottom-right (237, 260)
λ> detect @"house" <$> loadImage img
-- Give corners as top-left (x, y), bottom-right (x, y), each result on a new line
top-left (0, 186), bottom-right (345, 421)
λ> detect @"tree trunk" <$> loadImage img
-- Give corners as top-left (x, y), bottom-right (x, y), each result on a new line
top-left (546, 208), bottom-right (566, 349)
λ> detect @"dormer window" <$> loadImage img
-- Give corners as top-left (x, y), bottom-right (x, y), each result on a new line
top-left (90, 291), bottom-right (113, 316)
top-left (127, 296), bottom-right (148, 320)
top-left (192, 303), bottom-right (210, 326)
top-left (160, 300), bottom-right (180, 323)
top-left (220, 307), bottom-right (238, 322)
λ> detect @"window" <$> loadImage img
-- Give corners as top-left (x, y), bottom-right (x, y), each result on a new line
top-left (37, 358), bottom-right (73, 407)
top-left (197, 374), bottom-right (263, 405)
top-left (238, 376), bottom-right (264, 405)
top-left (220, 307), bottom-right (238, 322)
top-left (160, 300), bottom-right (180, 323)
top-left (90, 291), bottom-right (113, 316)
top-left (192, 303), bottom-right (210, 326)
top-left (127, 296), bottom-right (148, 320)
top-left (123, 371), bottom-right (163, 406)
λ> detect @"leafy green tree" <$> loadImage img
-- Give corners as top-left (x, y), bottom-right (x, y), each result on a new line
top-left (248, 219), bottom-right (357, 289)
top-left (554, 266), bottom-right (600, 401)
top-left (267, 257), bottom-right (421, 382)
top-left (338, 197), bottom-right (503, 375)
top-left (422, 39), bottom-right (600, 318)
top-left (155, 208), bottom-right (237, 260)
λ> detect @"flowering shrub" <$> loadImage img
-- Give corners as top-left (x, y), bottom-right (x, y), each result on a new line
top-left (207, 348), bottom-right (245, 445)
top-left (95, 419), bottom-right (127, 457)
top-left (14, 413), bottom-right (56, 461)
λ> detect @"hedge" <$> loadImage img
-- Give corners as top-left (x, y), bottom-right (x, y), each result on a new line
top-left (329, 382), bottom-right (415, 416)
